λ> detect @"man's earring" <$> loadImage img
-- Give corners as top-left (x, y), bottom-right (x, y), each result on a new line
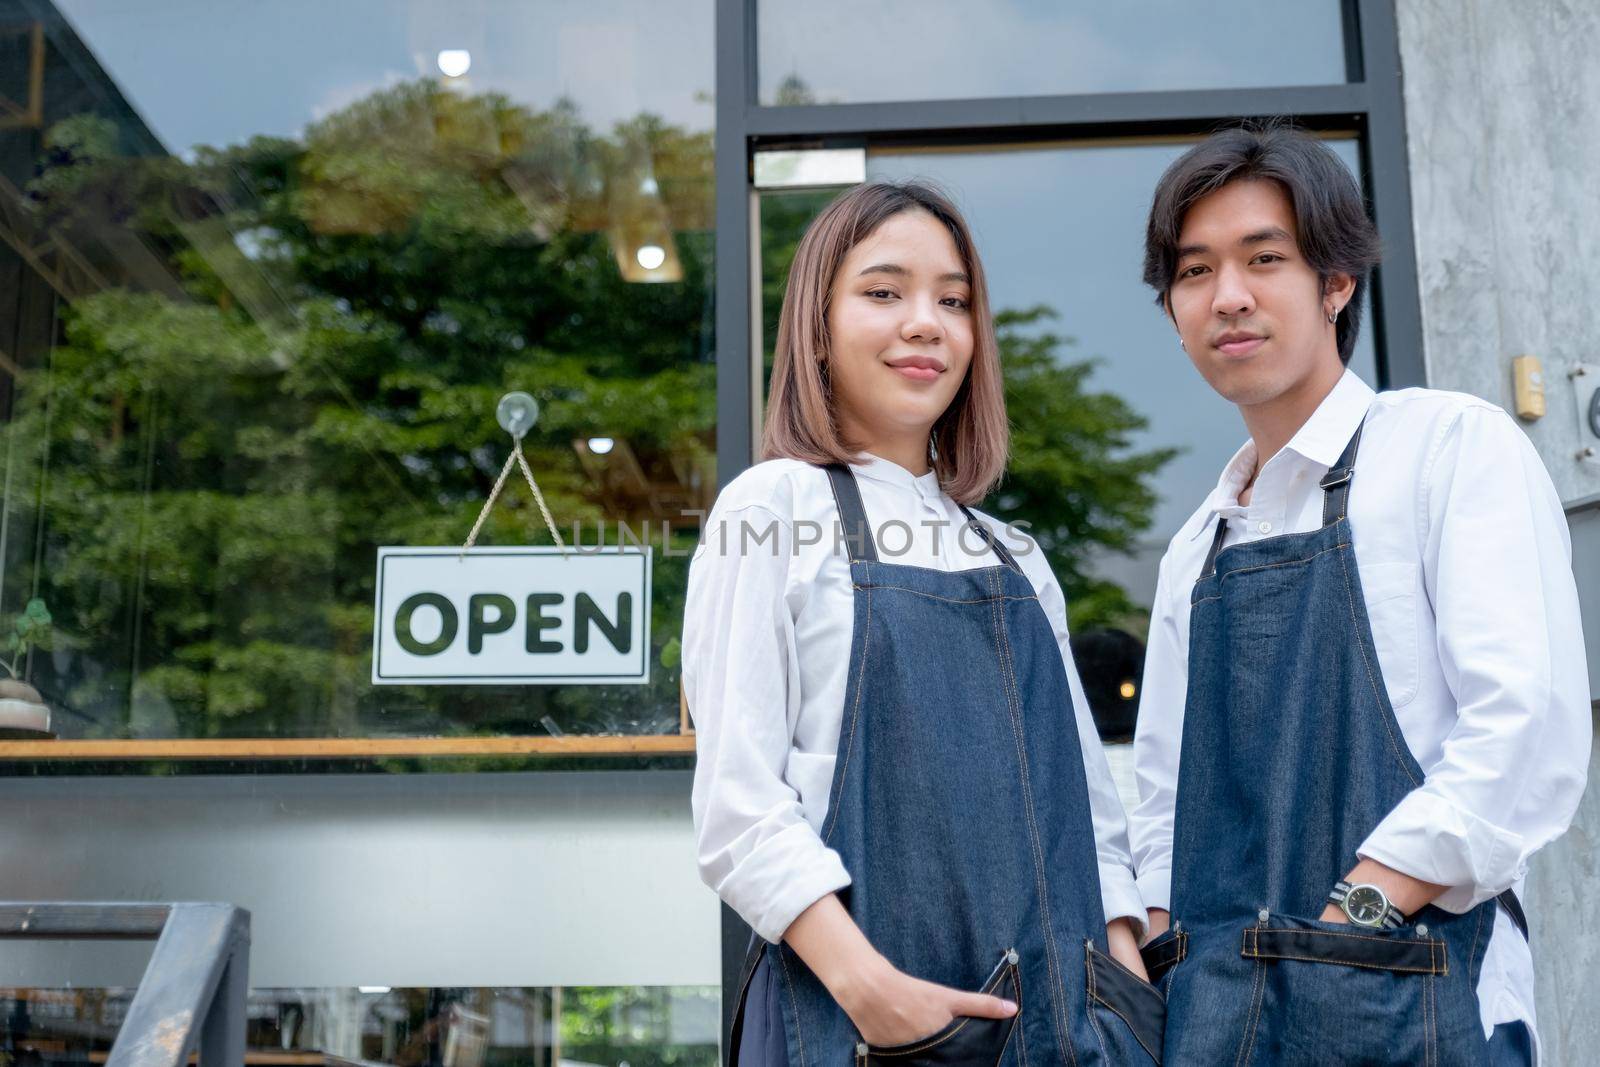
top-left (1326, 307), bottom-right (1339, 324)
top-left (1179, 338), bottom-right (1187, 352)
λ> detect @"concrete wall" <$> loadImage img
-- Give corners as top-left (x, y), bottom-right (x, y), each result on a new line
top-left (1397, 0), bottom-right (1600, 1058)
top-left (1396, 0), bottom-right (1600, 508)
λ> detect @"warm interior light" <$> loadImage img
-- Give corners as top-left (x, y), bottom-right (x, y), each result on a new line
top-left (1119, 680), bottom-right (1137, 700)
top-left (635, 245), bottom-right (666, 271)
top-left (358, 986), bottom-right (391, 995)
top-left (437, 49), bottom-right (471, 78)
top-left (587, 437), bottom-right (615, 455)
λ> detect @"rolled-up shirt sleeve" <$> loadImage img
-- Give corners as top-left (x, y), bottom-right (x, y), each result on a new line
top-left (683, 499), bottom-right (851, 943)
top-left (1357, 406), bottom-right (1592, 911)
top-left (1130, 551), bottom-right (1187, 913)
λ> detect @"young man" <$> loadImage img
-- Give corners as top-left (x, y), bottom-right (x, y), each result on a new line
top-left (1130, 124), bottom-right (1590, 1065)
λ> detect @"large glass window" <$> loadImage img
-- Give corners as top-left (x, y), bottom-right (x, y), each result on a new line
top-left (0, 1), bottom-right (715, 749)
top-left (757, 0), bottom-right (1350, 105)
top-left (757, 138), bottom-right (1378, 755)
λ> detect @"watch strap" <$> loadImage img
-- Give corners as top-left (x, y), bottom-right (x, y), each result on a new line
top-left (1330, 880), bottom-right (1406, 929)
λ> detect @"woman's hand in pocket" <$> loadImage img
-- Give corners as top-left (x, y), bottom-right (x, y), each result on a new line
top-left (1106, 917), bottom-right (1152, 982)
top-left (836, 958), bottom-right (1018, 1047)
top-left (783, 893), bottom-right (1016, 1046)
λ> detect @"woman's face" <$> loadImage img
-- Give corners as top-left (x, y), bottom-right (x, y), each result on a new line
top-left (825, 209), bottom-right (975, 453)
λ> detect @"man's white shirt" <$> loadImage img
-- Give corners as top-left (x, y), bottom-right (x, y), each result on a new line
top-left (1130, 369), bottom-right (1591, 1041)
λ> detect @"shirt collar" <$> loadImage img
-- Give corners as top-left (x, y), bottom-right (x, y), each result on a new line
top-left (851, 452), bottom-right (943, 497)
top-left (1281, 369), bottom-right (1376, 470)
top-left (1188, 441), bottom-right (1259, 540)
top-left (1187, 369), bottom-right (1375, 541)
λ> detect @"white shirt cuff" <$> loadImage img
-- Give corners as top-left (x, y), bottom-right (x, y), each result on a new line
top-left (1357, 789), bottom-right (1527, 912)
top-left (714, 822), bottom-right (853, 943)
top-left (1099, 862), bottom-right (1147, 938)
top-left (1134, 865), bottom-right (1172, 915)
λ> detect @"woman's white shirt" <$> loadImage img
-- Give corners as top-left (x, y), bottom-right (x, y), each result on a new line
top-left (682, 452), bottom-right (1144, 944)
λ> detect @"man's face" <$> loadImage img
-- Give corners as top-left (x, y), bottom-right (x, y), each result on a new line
top-left (1166, 178), bottom-right (1351, 408)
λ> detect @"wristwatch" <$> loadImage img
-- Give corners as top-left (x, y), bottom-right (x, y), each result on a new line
top-left (1329, 881), bottom-right (1406, 929)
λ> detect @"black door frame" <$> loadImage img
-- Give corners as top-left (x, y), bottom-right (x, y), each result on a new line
top-left (711, 0), bottom-right (1419, 1050)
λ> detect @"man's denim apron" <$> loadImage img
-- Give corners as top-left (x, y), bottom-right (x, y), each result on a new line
top-left (730, 463), bottom-right (1165, 1067)
top-left (1150, 422), bottom-right (1527, 1065)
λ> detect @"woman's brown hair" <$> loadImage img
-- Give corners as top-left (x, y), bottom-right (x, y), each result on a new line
top-left (761, 181), bottom-right (1009, 506)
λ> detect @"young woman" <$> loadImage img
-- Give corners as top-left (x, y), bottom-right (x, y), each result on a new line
top-left (683, 182), bottom-right (1161, 1066)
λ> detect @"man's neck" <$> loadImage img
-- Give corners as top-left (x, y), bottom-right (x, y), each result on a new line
top-left (1238, 358), bottom-right (1346, 480)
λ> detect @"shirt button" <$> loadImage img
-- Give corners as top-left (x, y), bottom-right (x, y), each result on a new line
top-left (1257, 520), bottom-right (1273, 534)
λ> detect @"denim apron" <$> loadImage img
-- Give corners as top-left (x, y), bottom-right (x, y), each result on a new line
top-left (1150, 422), bottom-right (1527, 1065)
top-left (729, 463), bottom-right (1165, 1067)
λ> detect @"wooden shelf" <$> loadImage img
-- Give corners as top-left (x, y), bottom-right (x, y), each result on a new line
top-left (0, 734), bottom-right (698, 761)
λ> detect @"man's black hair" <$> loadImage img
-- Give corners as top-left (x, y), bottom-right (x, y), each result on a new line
top-left (1143, 121), bottom-right (1382, 364)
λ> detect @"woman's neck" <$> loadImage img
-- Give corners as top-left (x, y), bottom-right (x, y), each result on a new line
top-left (855, 436), bottom-right (931, 476)
top-left (837, 410), bottom-right (933, 475)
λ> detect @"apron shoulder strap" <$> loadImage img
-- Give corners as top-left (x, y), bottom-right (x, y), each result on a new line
top-left (1318, 422), bottom-right (1365, 527)
top-left (822, 463), bottom-right (879, 563)
top-left (1200, 515), bottom-right (1230, 580)
top-left (1498, 888), bottom-right (1531, 941)
top-left (957, 504), bottom-right (1024, 574)
top-left (1202, 418), bottom-right (1367, 580)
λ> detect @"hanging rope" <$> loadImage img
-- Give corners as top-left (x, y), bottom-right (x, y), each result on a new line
top-left (461, 437), bottom-right (568, 557)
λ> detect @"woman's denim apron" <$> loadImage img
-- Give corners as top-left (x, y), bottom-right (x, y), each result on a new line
top-left (730, 463), bottom-right (1165, 1067)
top-left (1148, 422), bottom-right (1527, 1065)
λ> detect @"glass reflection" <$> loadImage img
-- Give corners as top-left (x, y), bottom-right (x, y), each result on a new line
top-left (758, 139), bottom-right (1379, 742)
top-left (869, 140), bottom-right (1379, 741)
top-left (758, 0), bottom-right (1349, 105)
top-left (0, 984), bottom-right (721, 1066)
top-left (0, 1), bottom-right (715, 743)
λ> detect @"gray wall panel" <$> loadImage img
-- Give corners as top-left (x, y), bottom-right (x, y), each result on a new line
top-left (0, 770), bottom-right (720, 989)
top-left (1398, 1), bottom-right (1600, 1057)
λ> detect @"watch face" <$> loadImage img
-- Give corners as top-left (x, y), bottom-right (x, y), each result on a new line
top-left (1343, 884), bottom-right (1389, 927)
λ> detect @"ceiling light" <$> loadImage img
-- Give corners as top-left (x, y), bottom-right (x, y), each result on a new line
top-left (437, 50), bottom-right (471, 78)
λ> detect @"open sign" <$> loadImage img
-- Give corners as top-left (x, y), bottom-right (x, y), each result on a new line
top-left (371, 546), bottom-right (651, 685)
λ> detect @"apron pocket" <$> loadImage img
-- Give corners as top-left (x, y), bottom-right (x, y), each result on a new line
top-left (1139, 926), bottom-right (1188, 991)
top-left (1234, 914), bottom-right (1445, 1065)
top-left (1240, 917), bottom-right (1448, 975)
top-left (1085, 941), bottom-right (1166, 1065)
top-left (857, 949), bottom-right (1020, 1066)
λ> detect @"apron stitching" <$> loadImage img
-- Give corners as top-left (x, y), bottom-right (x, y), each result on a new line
top-left (775, 948), bottom-right (810, 1067)
top-left (1467, 896), bottom-right (1487, 987)
top-left (865, 1017), bottom-right (979, 1055)
top-left (855, 588), bottom-right (1038, 606)
top-left (1014, 954), bottom-right (1033, 1067)
top-left (1429, 972), bottom-right (1438, 1067)
top-left (1193, 539), bottom-right (1354, 604)
top-left (1333, 543), bottom-right (1423, 785)
top-left (1426, 971), bottom-right (1434, 1067)
top-left (1232, 954), bottom-right (1266, 1067)
top-left (989, 567), bottom-right (1078, 1067)
top-left (727, 942), bottom-right (766, 1066)
top-left (821, 577), bottom-right (873, 846)
top-left (1419, 969), bottom-right (1428, 1067)
top-left (1429, 972), bottom-right (1439, 1067)
top-left (1247, 926), bottom-right (1432, 946)
top-left (1082, 942), bottom-right (1111, 1062)
top-left (1240, 951), bottom-right (1441, 974)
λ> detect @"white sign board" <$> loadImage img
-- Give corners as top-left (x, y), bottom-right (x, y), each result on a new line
top-left (371, 546), bottom-right (651, 685)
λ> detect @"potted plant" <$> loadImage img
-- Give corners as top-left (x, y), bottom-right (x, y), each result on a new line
top-left (0, 598), bottom-right (54, 737)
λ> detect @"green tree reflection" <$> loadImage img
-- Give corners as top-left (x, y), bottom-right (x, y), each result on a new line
top-left (6, 79), bottom-right (1168, 742)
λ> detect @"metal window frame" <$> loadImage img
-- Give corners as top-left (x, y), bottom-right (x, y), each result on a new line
top-left (713, 0), bottom-right (1420, 1047)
